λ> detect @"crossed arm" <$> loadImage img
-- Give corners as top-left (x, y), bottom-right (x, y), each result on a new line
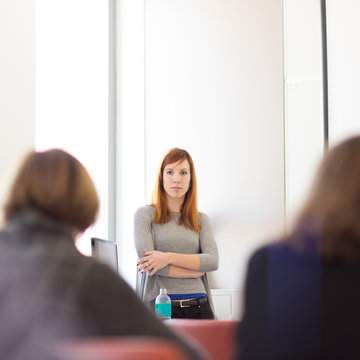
top-left (134, 207), bottom-right (218, 279)
top-left (137, 251), bottom-right (204, 278)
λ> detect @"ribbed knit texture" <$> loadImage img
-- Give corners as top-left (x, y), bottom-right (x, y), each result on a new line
top-left (134, 205), bottom-right (218, 314)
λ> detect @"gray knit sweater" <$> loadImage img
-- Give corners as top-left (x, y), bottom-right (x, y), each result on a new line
top-left (0, 208), bottom-right (203, 360)
top-left (134, 205), bottom-right (219, 314)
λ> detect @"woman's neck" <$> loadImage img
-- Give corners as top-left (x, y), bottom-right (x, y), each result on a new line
top-left (166, 197), bottom-right (184, 213)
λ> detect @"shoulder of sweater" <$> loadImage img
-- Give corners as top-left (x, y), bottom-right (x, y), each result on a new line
top-left (134, 205), bottom-right (155, 220)
top-left (197, 211), bottom-right (208, 219)
top-left (197, 211), bottom-right (211, 226)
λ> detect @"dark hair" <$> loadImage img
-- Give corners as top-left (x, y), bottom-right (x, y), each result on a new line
top-left (4, 149), bottom-right (99, 233)
top-left (151, 148), bottom-right (200, 232)
top-left (294, 136), bottom-right (360, 260)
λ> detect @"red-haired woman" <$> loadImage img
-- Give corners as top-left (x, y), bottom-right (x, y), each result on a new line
top-left (135, 148), bottom-right (219, 319)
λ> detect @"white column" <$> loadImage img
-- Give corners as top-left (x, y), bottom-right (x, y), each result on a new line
top-left (0, 0), bottom-right (36, 218)
top-left (284, 0), bottom-right (325, 229)
top-left (115, 0), bottom-right (146, 285)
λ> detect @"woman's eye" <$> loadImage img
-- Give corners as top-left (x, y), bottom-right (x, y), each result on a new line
top-left (166, 170), bottom-right (173, 175)
top-left (181, 171), bottom-right (188, 175)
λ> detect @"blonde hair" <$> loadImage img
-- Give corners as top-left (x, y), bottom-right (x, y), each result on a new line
top-left (4, 149), bottom-right (99, 233)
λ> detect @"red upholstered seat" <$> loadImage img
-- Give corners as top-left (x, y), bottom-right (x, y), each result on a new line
top-left (55, 336), bottom-right (189, 360)
top-left (167, 319), bottom-right (240, 360)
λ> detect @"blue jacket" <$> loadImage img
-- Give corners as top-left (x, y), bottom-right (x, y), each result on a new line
top-left (237, 240), bottom-right (360, 360)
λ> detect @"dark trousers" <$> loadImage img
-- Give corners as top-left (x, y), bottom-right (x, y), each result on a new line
top-left (171, 299), bottom-right (214, 319)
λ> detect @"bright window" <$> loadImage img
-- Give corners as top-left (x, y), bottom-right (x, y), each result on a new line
top-left (35, 0), bottom-right (110, 254)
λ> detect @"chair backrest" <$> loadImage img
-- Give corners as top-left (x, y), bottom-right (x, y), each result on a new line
top-left (55, 336), bottom-right (190, 360)
top-left (167, 319), bottom-right (240, 360)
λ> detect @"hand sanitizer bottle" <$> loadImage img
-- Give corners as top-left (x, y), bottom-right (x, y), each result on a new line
top-left (155, 288), bottom-right (171, 320)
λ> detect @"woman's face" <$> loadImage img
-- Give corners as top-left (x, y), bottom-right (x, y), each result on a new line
top-left (162, 159), bottom-right (191, 203)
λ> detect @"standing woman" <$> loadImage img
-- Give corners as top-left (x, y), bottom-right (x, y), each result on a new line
top-left (134, 148), bottom-right (218, 319)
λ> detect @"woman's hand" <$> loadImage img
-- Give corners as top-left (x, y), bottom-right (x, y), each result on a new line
top-left (137, 251), bottom-right (170, 276)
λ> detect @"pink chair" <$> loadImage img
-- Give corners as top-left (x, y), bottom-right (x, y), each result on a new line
top-left (167, 320), bottom-right (240, 360)
top-left (55, 336), bottom-right (190, 360)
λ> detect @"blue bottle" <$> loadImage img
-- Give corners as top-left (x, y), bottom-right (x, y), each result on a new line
top-left (155, 288), bottom-right (171, 320)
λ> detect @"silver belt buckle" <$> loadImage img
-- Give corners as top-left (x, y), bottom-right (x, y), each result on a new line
top-left (180, 299), bottom-right (191, 308)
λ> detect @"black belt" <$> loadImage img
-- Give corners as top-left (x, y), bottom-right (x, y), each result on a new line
top-left (172, 297), bottom-right (208, 308)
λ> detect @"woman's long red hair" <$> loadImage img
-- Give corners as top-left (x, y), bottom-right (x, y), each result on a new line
top-left (151, 148), bottom-right (200, 232)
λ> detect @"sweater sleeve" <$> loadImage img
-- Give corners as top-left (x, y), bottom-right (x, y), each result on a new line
top-left (134, 206), bottom-right (171, 277)
top-left (198, 213), bottom-right (219, 272)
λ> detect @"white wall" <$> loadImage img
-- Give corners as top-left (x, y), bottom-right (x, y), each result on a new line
top-left (0, 0), bottom-right (36, 220)
top-left (327, 0), bottom-right (360, 145)
top-left (116, 0), bottom-right (284, 290)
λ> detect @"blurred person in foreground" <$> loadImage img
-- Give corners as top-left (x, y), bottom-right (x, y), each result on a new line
top-left (237, 136), bottom-right (360, 360)
top-left (0, 149), bottom-right (202, 360)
